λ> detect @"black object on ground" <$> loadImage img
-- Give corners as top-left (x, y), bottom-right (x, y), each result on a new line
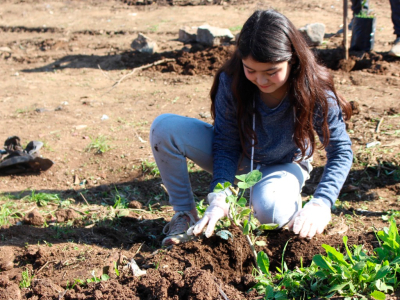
top-left (350, 16), bottom-right (377, 52)
top-left (0, 136), bottom-right (53, 175)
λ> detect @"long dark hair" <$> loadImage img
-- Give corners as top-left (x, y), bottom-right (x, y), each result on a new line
top-left (210, 9), bottom-right (352, 159)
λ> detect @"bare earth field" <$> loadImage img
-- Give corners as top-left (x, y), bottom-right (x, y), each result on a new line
top-left (0, 0), bottom-right (400, 299)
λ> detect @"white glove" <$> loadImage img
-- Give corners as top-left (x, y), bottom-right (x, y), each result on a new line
top-left (187, 192), bottom-right (230, 238)
top-left (287, 200), bottom-right (331, 239)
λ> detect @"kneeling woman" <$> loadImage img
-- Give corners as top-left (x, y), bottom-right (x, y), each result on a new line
top-left (150, 9), bottom-right (353, 246)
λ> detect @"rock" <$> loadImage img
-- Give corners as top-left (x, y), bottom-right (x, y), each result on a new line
top-left (0, 47), bottom-right (12, 53)
top-left (199, 112), bottom-right (211, 119)
top-left (299, 23), bottom-right (325, 46)
top-left (179, 26), bottom-right (197, 43)
top-left (196, 24), bottom-right (234, 47)
top-left (131, 33), bottom-right (158, 54)
top-left (23, 209), bottom-right (44, 226)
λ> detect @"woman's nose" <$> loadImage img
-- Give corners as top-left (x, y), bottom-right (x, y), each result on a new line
top-left (257, 74), bottom-right (268, 85)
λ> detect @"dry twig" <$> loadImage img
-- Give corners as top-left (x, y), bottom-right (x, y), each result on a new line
top-left (80, 192), bottom-right (90, 206)
top-left (375, 117), bottom-right (384, 133)
top-left (103, 58), bottom-right (176, 95)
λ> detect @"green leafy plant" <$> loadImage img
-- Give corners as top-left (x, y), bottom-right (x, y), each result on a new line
top-left (19, 268), bottom-right (34, 288)
top-left (252, 217), bottom-right (400, 299)
top-left (86, 135), bottom-right (112, 154)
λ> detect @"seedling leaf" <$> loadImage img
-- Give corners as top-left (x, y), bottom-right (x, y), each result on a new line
top-left (258, 223), bottom-right (279, 231)
top-left (213, 183), bottom-right (225, 193)
top-left (370, 291), bottom-right (386, 300)
top-left (255, 241), bottom-right (267, 246)
top-left (257, 251), bottom-right (270, 275)
top-left (313, 255), bottom-right (336, 273)
top-left (237, 197), bottom-right (247, 207)
top-left (216, 230), bottom-right (233, 241)
top-left (243, 219), bottom-right (250, 235)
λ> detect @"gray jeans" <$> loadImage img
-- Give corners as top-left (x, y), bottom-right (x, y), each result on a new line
top-left (150, 114), bottom-right (310, 227)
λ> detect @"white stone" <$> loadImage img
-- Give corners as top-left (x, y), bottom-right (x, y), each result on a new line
top-left (299, 23), bottom-right (326, 46)
top-left (179, 26), bottom-right (197, 43)
top-left (196, 24), bottom-right (234, 47)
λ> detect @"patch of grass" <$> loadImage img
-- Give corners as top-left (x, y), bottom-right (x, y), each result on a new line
top-left (23, 190), bottom-right (60, 207)
top-left (229, 25), bottom-right (242, 32)
top-left (86, 135), bottom-right (112, 154)
top-left (149, 24), bottom-right (159, 32)
top-left (0, 202), bottom-right (20, 227)
top-left (141, 159), bottom-right (160, 177)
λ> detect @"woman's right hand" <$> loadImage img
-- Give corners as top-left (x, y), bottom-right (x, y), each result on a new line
top-left (187, 192), bottom-right (230, 238)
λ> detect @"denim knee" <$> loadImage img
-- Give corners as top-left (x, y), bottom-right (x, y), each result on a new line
top-left (252, 171), bottom-right (301, 228)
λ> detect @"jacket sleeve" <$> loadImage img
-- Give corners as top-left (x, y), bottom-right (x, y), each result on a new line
top-left (210, 73), bottom-right (242, 191)
top-left (312, 95), bottom-right (353, 208)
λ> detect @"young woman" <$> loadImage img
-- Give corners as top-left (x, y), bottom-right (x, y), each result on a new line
top-left (150, 10), bottom-right (353, 246)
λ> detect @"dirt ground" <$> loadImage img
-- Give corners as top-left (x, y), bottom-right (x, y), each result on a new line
top-left (0, 0), bottom-right (400, 299)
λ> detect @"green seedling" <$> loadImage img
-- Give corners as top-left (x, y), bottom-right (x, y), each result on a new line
top-left (66, 278), bottom-right (85, 289)
top-left (114, 261), bottom-right (120, 277)
top-left (86, 270), bottom-right (110, 284)
top-left (19, 268), bottom-right (34, 288)
top-left (214, 170), bottom-right (278, 237)
top-left (86, 135), bottom-right (112, 154)
top-left (196, 199), bottom-right (207, 218)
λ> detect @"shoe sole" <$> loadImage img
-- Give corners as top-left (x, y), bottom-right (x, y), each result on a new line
top-left (162, 233), bottom-right (197, 246)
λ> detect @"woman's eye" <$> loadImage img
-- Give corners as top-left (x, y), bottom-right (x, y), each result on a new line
top-left (267, 72), bottom-right (277, 76)
top-left (246, 69), bottom-right (255, 74)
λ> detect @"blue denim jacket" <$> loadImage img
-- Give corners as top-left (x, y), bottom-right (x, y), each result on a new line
top-left (211, 72), bottom-right (353, 208)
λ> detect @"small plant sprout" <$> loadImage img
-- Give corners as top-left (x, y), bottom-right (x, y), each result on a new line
top-left (19, 268), bottom-right (34, 288)
top-left (86, 270), bottom-right (110, 284)
top-left (86, 135), bottom-right (112, 154)
top-left (114, 261), bottom-right (120, 277)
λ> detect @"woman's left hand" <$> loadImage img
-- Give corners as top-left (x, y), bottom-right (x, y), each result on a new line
top-left (287, 202), bottom-right (331, 239)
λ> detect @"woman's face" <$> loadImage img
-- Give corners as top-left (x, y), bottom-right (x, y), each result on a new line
top-left (242, 56), bottom-right (291, 100)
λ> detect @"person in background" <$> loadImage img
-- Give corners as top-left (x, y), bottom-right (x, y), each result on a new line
top-left (346, 0), bottom-right (400, 56)
top-left (150, 9), bottom-right (353, 246)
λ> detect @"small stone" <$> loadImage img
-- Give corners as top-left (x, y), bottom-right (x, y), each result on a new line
top-left (299, 23), bottom-right (326, 46)
top-left (199, 112), bottom-right (211, 119)
top-left (196, 24), bottom-right (234, 47)
top-left (0, 47), bottom-right (12, 53)
top-left (178, 26), bottom-right (197, 43)
top-left (131, 33), bottom-right (158, 54)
